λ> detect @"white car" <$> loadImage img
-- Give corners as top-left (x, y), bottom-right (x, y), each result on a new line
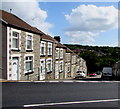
top-left (75, 71), bottom-right (86, 79)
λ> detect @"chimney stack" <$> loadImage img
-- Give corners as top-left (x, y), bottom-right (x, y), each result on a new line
top-left (10, 9), bottom-right (12, 13)
top-left (54, 36), bottom-right (61, 42)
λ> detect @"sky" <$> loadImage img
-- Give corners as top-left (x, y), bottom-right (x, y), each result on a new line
top-left (0, 0), bottom-right (119, 47)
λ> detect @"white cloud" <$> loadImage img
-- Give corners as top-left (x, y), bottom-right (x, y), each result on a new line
top-left (1, 0), bottom-right (53, 34)
top-left (65, 31), bottom-right (98, 44)
top-left (65, 5), bottom-right (118, 45)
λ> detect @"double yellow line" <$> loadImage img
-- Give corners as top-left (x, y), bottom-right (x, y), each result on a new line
top-left (0, 80), bottom-right (32, 82)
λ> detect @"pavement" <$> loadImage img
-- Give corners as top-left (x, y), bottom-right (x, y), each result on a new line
top-left (0, 75), bottom-right (118, 83)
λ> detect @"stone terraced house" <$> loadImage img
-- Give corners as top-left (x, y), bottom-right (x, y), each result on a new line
top-left (71, 53), bottom-right (78, 78)
top-left (0, 9), bottom-right (87, 80)
top-left (79, 57), bottom-right (87, 75)
top-left (65, 48), bottom-right (73, 78)
top-left (40, 33), bottom-right (57, 80)
top-left (54, 36), bottom-right (67, 79)
top-left (0, 10), bottom-right (42, 80)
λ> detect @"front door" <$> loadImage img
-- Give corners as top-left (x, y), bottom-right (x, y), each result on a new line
top-left (40, 60), bottom-right (45, 80)
top-left (12, 57), bottom-right (19, 80)
top-left (55, 62), bottom-right (59, 79)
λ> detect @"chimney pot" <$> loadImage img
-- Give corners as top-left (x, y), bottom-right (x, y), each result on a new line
top-left (54, 36), bottom-right (61, 42)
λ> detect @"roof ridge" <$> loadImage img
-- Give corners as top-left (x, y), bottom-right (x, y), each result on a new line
top-left (0, 9), bottom-right (42, 35)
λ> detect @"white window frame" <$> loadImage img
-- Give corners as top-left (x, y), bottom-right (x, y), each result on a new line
top-left (26, 34), bottom-right (33, 50)
top-left (11, 28), bottom-right (21, 50)
top-left (60, 48), bottom-right (63, 59)
top-left (59, 61), bottom-right (63, 72)
top-left (46, 58), bottom-right (52, 72)
top-left (40, 59), bottom-right (45, 73)
top-left (67, 53), bottom-right (71, 61)
top-left (72, 55), bottom-right (76, 64)
top-left (48, 42), bottom-right (52, 56)
top-left (25, 56), bottom-right (33, 73)
top-left (56, 48), bottom-right (59, 59)
top-left (24, 54), bottom-right (34, 74)
top-left (68, 63), bottom-right (70, 72)
top-left (40, 41), bottom-right (46, 56)
top-left (26, 32), bottom-right (33, 50)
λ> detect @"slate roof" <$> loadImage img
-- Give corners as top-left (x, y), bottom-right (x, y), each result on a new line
top-left (0, 9), bottom-right (42, 35)
top-left (0, 10), bottom-right (77, 55)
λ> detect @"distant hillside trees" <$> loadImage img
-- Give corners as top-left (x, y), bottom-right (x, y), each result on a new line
top-left (64, 44), bottom-right (120, 73)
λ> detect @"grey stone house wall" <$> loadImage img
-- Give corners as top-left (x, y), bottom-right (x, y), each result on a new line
top-left (40, 40), bottom-right (55, 80)
top-left (59, 48), bottom-right (65, 79)
top-left (8, 27), bottom-right (41, 80)
top-left (1, 23), bottom-right (7, 79)
top-left (1, 25), bottom-right (87, 81)
top-left (54, 47), bottom-right (65, 79)
top-left (63, 49), bottom-right (66, 78)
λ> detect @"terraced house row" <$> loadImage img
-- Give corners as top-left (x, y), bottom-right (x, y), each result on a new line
top-left (0, 10), bottom-right (87, 80)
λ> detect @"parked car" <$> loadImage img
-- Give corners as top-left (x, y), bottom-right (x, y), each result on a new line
top-left (75, 71), bottom-right (86, 79)
top-left (101, 67), bottom-right (112, 79)
top-left (96, 71), bottom-right (101, 75)
top-left (89, 73), bottom-right (97, 77)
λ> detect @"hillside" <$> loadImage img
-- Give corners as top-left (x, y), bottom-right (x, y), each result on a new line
top-left (64, 44), bottom-right (120, 73)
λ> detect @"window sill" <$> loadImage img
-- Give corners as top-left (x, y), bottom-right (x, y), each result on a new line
top-left (59, 71), bottom-right (63, 73)
top-left (60, 58), bottom-right (63, 60)
top-left (40, 55), bottom-right (46, 57)
top-left (47, 71), bottom-right (52, 74)
top-left (48, 54), bottom-right (52, 56)
top-left (11, 49), bottom-right (20, 52)
top-left (26, 50), bottom-right (33, 52)
top-left (25, 71), bottom-right (34, 75)
top-left (56, 58), bottom-right (59, 60)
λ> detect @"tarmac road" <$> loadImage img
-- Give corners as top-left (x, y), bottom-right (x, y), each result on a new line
top-left (2, 79), bottom-right (120, 109)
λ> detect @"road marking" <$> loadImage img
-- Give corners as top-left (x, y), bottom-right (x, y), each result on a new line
top-left (75, 81), bottom-right (89, 83)
top-left (24, 98), bottom-right (120, 107)
top-left (34, 81), bottom-right (46, 83)
top-left (49, 81), bottom-right (59, 83)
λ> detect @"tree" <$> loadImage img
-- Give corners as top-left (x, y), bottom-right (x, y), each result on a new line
top-left (64, 44), bottom-right (120, 73)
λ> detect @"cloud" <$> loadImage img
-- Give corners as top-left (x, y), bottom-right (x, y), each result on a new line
top-left (65, 31), bottom-right (98, 44)
top-left (65, 5), bottom-right (118, 45)
top-left (1, 0), bottom-right (53, 34)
